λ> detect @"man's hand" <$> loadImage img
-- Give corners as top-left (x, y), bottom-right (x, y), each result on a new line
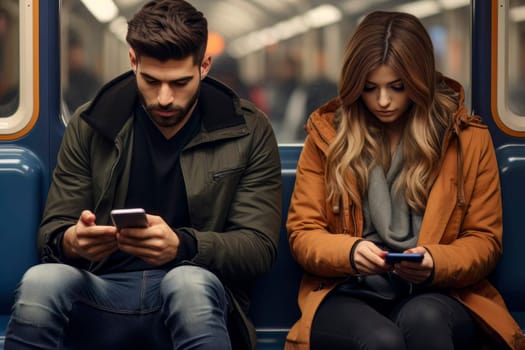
top-left (63, 210), bottom-right (118, 261)
top-left (116, 214), bottom-right (180, 266)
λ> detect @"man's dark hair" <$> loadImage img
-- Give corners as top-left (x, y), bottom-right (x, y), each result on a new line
top-left (126, 0), bottom-right (208, 64)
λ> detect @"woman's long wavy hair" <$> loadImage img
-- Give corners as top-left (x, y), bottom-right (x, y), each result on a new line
top-left (326, 11), bottom-right (458, 214)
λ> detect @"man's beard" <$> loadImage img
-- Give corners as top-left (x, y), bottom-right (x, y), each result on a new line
top-left (140, 87), bottom-right (199, 129)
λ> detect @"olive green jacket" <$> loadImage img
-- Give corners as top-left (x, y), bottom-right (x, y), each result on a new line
top-left (38, 71), bottom-right (282, 349)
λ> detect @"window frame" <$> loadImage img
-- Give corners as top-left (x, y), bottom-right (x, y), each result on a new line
top-left (494, 0), bottom-right (525, 136)
top-left (0, 0), bottom-right (39, 140)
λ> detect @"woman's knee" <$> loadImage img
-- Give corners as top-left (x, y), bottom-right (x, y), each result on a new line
top-left (395, 293), bottom-right (478, 349)
top-left (370, 326), bottom-right (406, 350)
top-left (312, 323), bottom-right (405, 350)
top-left (396, 293), bottom-right (449, 329)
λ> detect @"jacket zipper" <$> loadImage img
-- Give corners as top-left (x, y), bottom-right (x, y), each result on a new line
top-left (212, 167), bottom-right (246, 180)
top-left (94, 138), bottom-right (122, 212)
top-left (313, 282), bottom-right (325, 291)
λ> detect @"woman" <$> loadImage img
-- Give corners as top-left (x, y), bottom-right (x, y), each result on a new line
top-left (285, 11), bottom-right (524, 350)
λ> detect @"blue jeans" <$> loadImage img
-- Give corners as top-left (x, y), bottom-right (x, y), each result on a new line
top-left (5, 264), bottom-right (232, 350)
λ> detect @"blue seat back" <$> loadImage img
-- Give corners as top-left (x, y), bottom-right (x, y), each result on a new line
top-left (491, 145), bottom-right (525, 327)
top-left (0, 147), bottom-right (41, 313)
top-left (1, 143), bottom-right (524, 350)
top-left (250, 146), bottom-right (302, 326)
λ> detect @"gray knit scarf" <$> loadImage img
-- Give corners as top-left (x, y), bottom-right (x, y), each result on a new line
top-left (362, 141), bottom-right (422, 251)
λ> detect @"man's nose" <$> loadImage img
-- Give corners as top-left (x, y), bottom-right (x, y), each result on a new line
top-left (158, 83), bottom-right (174, 106)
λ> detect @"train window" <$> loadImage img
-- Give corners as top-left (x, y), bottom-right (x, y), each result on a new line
top-left (61, 0), bottom-right (471, 144)
top-left (61, 0), bottom-right (108, 118)
top-left (0, 0), bottom-right (37, 139)
top-left (505, 0), bottom-right (525, 125)
top-left (0, 3), bottom-right (18, 120)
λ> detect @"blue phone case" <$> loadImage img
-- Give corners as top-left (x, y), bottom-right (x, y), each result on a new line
top-left (385, 253), bottom-right (424, 264)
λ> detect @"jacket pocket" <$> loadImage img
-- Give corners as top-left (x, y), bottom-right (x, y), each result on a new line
top-left (212, 167), bottom-right (245, 181)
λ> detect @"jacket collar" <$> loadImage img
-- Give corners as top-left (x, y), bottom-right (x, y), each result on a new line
top-left (80, 71), bottom-right (246, 141)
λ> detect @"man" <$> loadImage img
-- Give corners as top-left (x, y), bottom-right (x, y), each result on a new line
top-left (4, 1), bottom-right (282, 349)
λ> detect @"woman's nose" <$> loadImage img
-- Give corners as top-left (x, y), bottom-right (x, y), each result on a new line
top-left (378, 89), bottom-right (391, 107)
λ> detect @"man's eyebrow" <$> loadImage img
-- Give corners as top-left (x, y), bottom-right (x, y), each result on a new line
top-left (139, 72), bottom-right (194, 82)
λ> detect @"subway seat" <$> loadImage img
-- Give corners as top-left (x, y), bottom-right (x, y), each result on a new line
top-left (0, 145), bottom-right (524, 349)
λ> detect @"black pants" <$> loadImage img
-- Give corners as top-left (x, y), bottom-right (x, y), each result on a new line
top-left (310, 290), bottom-right (481, 350)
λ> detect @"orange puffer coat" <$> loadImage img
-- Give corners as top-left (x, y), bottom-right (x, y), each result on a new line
top-left (285, 79), bottom-right (525, 350)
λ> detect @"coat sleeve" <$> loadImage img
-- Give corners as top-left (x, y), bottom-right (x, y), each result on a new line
top-left (287, 136), bottom-right (360, 278)
top-left (425, 127), bottom-right (503, 288)
top-left (38, 112), bottom-right (97, 266)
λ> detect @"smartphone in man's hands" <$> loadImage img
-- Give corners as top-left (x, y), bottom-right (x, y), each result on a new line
top-left (110, 208), bottom-right (148, 230)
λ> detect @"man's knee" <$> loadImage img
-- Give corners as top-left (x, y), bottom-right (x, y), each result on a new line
top-left (160, 266), bottom-right (231, 348)
top-left (18, 264), bottom-right (83, 298)
top-left (11, 264), bottom-right (83, 326)
top-left (161, 265), bottom-right (224, 296)
top-left (160, 265), bottom-right (228, 315)
top-left (14, 264), bottom-right (84, 310)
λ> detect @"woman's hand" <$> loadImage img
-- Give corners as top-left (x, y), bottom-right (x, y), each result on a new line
top-left (392, 246), bottom-right (434, 284)
top-left (352, 240), bottom-right (392, 275)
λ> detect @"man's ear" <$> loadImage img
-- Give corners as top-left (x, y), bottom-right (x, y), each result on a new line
top-left (200, 55), bottom-right (212, 79)
top-left (129, 48), bottom-right (137, 73)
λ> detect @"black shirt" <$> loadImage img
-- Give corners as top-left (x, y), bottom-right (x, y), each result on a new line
top-left (104, 103), bottom-right (200, 273)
